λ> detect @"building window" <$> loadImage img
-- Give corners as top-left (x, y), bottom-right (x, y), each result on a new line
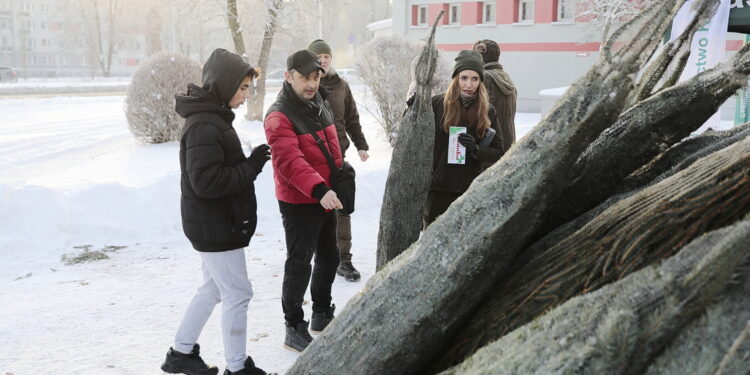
top-left (0, 19), bottom-right (8, 29)
top-left (449, 3), bottom-right (461, 25)
top-left (519, 0), bottom-right (534, 23)
top-left (40, 55), bottom-right (48, 64)
top-left (30, 55), bottom-right (37, 64)
top-left (557, 0), bottom-right (574, 22)
top-left (418, 5), bottom-right (427, 26)
top-left (483, 2), bottom-right (496, 24)
top-left (40, 21), bottom-right (47, 29)
top-left (27, 38), bottom-right (35, 48)
top-left (22, 2), bottom-right (31, 12)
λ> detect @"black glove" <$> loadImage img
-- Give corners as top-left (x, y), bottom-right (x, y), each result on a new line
top-left (247, 144), bottom-right (271, 174)
top-left (458, 133), bottom-right (478, 156)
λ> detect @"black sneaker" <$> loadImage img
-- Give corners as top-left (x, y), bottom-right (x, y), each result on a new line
top-left (223, 356), bottom-right (276, 375)
top-left (284, 320), bottom-right (313, 352)
top-left (310, 304), bottom-right (335, 334)
top-left (336, 261), bottom-right (361, 282)
top-left (161, 343), bottom-right (219, 375)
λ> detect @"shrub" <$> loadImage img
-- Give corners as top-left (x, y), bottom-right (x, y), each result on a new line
top-left (355, 34), bottom-right (451, 146)
top-left (125, 51), bottom-right (202, 144)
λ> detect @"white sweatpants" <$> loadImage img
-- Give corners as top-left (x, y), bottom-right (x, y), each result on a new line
top-left (174, 248), bottom-right (254, 372)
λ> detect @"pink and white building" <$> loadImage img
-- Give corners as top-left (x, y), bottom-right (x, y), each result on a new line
top-left (391, 0), bottom-right (745, 116)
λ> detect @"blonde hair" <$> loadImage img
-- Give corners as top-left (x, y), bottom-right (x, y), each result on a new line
top-left (442, 75), bottom-right (491, 138)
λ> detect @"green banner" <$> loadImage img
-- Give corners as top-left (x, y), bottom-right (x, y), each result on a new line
top-left (735, 33), bottom-right (750, 126)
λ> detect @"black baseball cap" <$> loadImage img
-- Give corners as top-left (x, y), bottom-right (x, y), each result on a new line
top-left (287, 50), bottom-right (324, 76)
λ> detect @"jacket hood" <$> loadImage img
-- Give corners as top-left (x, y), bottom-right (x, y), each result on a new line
top-left (202, 48), bottom-right (255, 106)
top-left (175, 83), bottom-right (235, 123)
top-left (484, 62), bottom-right (516, 96)
top-left (321, 68), bottom-right (341, 86)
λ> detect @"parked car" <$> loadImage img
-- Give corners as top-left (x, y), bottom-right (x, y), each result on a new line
top-left (336, 68), bottom-right (362, 85)
top-left (0, 66), bottom-right (18, 83)
top-left (263, 69), bottom-right (285, 87)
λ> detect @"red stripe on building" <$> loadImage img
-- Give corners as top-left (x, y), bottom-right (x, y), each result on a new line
top-left (437, 41), bottom-right (744, 53)
top-left (461, 2), bottom-right (483, 26)
top-left (437, 42), bottom-right (601, 52)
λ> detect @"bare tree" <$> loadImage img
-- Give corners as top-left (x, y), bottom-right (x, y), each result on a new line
top-left (78, 0), bottom-right (122, 77)
top-left (245, 0), bottom-right (284, 121)
top-left (577, 0), bottom-right (654, 46)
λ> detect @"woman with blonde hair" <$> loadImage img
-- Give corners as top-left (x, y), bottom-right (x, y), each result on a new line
top-left (423, 50), bottom-right (504, 227)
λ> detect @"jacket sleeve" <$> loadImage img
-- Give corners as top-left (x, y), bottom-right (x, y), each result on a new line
top-left (476, 106), bottom-right (504, 165)
top-left (343, 83), bottom-right (369, 151)
top-left (184, 122), bottom-right (257, 199)
top-left (265, 111), bottom-right (327, 198)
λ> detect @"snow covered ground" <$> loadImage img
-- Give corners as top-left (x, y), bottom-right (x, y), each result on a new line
top-left (0, 86), bottom-right (539, 375)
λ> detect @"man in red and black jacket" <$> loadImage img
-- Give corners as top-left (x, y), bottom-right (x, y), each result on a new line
top-left (264, 50), bottom-right (343, 352)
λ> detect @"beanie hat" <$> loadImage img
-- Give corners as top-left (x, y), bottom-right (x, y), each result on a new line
top-left (452, 50), bottom-right (485, 81)
top-left (307, 39), bottom-right (332, 56)
top-left (473, 39), bottom-right (500, 64)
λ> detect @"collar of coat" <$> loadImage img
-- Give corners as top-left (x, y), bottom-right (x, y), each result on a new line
top-left (484, 62), bottom-right (516, 96)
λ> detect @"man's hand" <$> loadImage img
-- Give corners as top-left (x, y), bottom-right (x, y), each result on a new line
top-left (320, 190), bottom-right (343, 210)
top-left (358, 150), bottom-right (369, 162)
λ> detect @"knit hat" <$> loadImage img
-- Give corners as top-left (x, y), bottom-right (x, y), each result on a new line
top-left (308, 39), bottom-right (332, 56)
top-left (452, 50), bottom-right (485, 81)
top-left (473, 39), bottom-right (501, 64)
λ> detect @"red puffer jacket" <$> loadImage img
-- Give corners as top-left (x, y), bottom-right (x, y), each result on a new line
top-left (264, 82), bottom-right (343, 206)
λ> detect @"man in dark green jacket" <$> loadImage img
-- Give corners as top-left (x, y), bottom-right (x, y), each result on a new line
top-left (308, 39), bottom-right (369, 282)
top-left (473, 39), bottom-right (517, 153)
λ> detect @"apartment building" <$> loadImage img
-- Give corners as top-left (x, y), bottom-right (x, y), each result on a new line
top-left (0, 0), bottom-right (147, 78)
top-left (392, 0), bottom-right (747, 115)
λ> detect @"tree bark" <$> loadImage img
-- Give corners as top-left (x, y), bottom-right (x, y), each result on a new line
top-left (375, 11), bottom-right (442, 270)
top-left (438, 218), bottom-right (750, 375)
top-left (245, 0), bottom-right (283, 121)
top-left (285, 3), bottom-right (683, 374)
top-left (537, 41), bottom-right (750, 238)
top-left (433, 135), bottom-right (750, 371)
top-left (225, 0), bottom-right (247, 59)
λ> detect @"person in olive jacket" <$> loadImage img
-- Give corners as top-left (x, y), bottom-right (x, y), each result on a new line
top-left (473, 39), bottom-right (517, 154)
top-left (423, 50), bottom-right (505, 227)
top-left (161, 48), bottom-right (274, 375)
top-left (308, 39), bottom-right (368, 282)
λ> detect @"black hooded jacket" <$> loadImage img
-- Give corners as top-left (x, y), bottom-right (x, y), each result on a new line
top-left (175, 49), bottom-right (258, 252)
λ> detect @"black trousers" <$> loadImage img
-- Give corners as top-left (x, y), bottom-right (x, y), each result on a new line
top-left (422, 190), bottom-right (462, 229)
top-left (281, 211), bottom-right (340, 325)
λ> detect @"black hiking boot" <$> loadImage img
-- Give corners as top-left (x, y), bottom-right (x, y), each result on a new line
top-left (223, 356), bottom-right (276, 375)
top-left (284, 320), bottom-right (313, 353)
top-left (336, 261), bottom-right (361, 282)
top-left (310, 304), bottom-right (335, 333)
top-left (161, 343), bottom-right (219, 375)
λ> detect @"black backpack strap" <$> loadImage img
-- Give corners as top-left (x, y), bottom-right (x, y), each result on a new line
top-left (308, 128), bottom-right (339, 174)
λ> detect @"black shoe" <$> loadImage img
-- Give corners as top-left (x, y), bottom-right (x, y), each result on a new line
top-left (223, 356), bottom-right (276, 375)
top-left (161, 344), bottom-right (219, 375)
top-left (310, 304), bottom-right (335, 334)
top-left (284, 320), bottom-right (313, 352)
top-left (336, 261), bottom-right (361, 282)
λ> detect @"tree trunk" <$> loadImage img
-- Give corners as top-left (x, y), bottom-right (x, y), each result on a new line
top-left (438, 217), bottom-right (750, 375)
top-left (245, 0), bottom-right (283, 121)
top-left (225, 0), bottom-right (247, 59)
top-left (375, 11), bottom-right (442, 270)
top-left (285, 3), bottom-right (683, 374)
top-left (537, 41), bottom-right (750, 238)
top-left (433, 135), bottom-right (750, 371)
